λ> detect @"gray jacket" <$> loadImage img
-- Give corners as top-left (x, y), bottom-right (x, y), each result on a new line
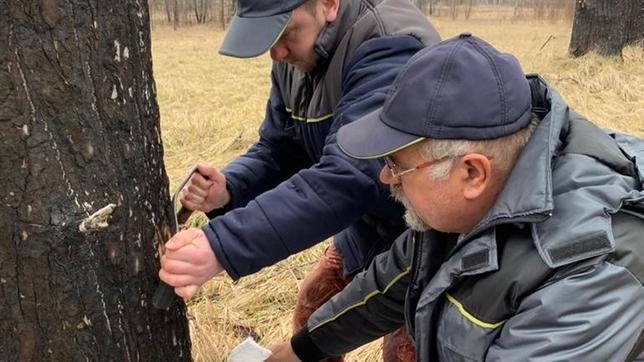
top-left (291, 76), bottom-right (644, 361)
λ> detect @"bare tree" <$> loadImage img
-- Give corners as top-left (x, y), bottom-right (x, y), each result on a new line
top-left (569, 0), bottom-right (644, 57)
top-left (428, 0), bottom-right (436, 15)
top-left (193, 0), bottom-right (209, 24)
top-left (0, 0), bottom-right (190, 359)
top-left (220, 0), bottom-right (227, 30)
top-left (464, 0), bottom-right (475, 19)
top-left (165, 0), bottom-right (173, 23)
top-left (449, 0), bottom-right (459, 19)
top-left (173, 0), bottom-right (180, 29)
top-left (513, 0), bottom-right (525, 18)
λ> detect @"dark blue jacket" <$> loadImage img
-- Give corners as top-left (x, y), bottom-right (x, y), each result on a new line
top-left (203, 0), bottom-right (441, 279)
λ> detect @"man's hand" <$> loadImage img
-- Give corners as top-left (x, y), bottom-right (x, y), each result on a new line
top-left (266, 342), bottom-right (301, 362)
top-left (179, 163), bottom-right (231, 213)
top-left (159, 228), bottom-right (223, 298)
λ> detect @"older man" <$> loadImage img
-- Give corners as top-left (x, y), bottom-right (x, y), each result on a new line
top-left (159, 0), bottom-right (440, 360)
top-left (269, 33), bottom-right (644, 361)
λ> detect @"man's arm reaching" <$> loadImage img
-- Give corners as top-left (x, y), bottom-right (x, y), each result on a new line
top-left (287, 230), bottom-right (416, 361)
top-left (206, 35), bottom-right (426, 280)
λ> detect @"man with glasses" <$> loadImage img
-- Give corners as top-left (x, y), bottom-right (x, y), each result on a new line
top-left (158, 0), bottom-right (440, 360)
top-left (267, 33), bottom-right (644, 361)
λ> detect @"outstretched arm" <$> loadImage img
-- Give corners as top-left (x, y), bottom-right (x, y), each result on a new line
top-left (270, 230), bottom-right (416, 361)
top-left (206, 35), bottom-right (426, 280)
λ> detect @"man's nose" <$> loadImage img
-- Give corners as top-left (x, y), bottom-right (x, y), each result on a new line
top-left (270, 41), bottom-right (289, 62)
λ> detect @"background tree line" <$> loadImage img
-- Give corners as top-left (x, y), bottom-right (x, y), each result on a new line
top-left (149, 0), bottom-right (235, 29)
top-left (147, 0), bottom-right (578, 28)
top-left (412, 0), bottom-right (575, 20)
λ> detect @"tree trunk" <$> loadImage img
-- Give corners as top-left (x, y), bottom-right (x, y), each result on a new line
top-left (173, 0), bottom-right (179, 29)
top-left (626, 1), bottom-right (644, 47)
top-left (449, 0), bottom-right (457, 19)
top-left (220, 0), bottom-right (226, 30)
top-left (464, 0), bottom-right (474, 19)
top-left (569, 0), bottom-right (644, 57)
top-left (0, 1), bottom-right (191, 360)
top-left (165, 0), bottom-right (173, 24)
top-left (201, 0), bottom-right (210, 23)
top-left (193, 0), bottom-right (208, 23)
top-left (193, 0), bottom-right (201, 23)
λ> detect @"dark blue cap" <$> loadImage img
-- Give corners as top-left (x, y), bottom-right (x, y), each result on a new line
top-left (219, 0), bottom-right (307, 58)
top-left (337, 33), bottom-right (532, 159)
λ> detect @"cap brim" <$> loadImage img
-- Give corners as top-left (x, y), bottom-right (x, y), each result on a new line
top-left (337, 109), bottom-right (426, 159)
top-left (219, 12), bottom-right (291, 58)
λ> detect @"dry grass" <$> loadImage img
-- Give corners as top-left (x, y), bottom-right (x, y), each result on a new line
top-left (151, 15), bottom-right (644, 362)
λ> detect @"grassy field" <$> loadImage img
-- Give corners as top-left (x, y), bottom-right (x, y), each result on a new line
top-left (151, 15), bottom-right (643, 361)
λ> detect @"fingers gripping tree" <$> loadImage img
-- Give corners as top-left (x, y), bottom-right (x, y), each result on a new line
top-left (0, 1), bottom-right (190, 360)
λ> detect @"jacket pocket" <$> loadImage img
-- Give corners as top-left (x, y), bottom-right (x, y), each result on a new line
top-left (436, 294), bottom-right (504, 361)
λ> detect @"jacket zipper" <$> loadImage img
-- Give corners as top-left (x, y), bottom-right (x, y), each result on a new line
top-left (405, 232), bottom-right (423, 335)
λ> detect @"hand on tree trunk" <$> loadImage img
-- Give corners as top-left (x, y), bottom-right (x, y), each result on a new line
top-left (179, 163), bottom-right (231, 213)
top-left (159, 228), bottom-right (224, 298)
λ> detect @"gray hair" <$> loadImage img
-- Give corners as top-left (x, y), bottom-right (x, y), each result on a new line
top-left (418, 113), bottom-right (540, 180)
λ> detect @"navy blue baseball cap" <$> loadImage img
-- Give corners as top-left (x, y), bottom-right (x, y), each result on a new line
top-left (337, 33), bottom-right (532, 159)
top-left (219, 0), bottom-right (307, 58)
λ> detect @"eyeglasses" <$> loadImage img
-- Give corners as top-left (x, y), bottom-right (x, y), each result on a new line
top-left (384, 154), bottom-right (493, 180)
top-left (384, 156), bottom-right (446, 179)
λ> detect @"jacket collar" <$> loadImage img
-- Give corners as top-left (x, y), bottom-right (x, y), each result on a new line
top-left (415, 75), bottom-right (642, 314)
top-left (311, 0), bottom-right (366, 72)
top-left (458, 75), bottom-right (641, 268)
top-left (471, 75), bottom-right (559, 234)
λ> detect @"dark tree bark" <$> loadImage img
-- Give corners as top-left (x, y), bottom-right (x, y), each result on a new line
top-left (625, 1), bottom-right (644, 47)
top-left (0, 0), bottom-right (191, 360)
top-left (569, 0), bottom-right (644, 57)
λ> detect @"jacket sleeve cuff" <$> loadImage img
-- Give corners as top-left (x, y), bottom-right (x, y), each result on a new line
top-left (291, 325), bottom-right (328, 362)
top-left (205, 179), bottom-right (236, 219)
top-left (205, 202), bottom-right (234, 220)
top-left (202, 222), bottom-right (241, 280)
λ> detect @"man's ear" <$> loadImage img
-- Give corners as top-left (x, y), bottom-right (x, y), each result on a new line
top-left (459, 154), bottom-right (492, 200)
top-left (322, 0), bottom-right (340, 22)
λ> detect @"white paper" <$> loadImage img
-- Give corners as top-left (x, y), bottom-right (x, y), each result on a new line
top-left (227, 337), bottom-right (272, 362)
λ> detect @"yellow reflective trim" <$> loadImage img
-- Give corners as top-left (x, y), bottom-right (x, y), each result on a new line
top-left (285, 107), bottom-right (334, 123)
top-left (337, 137), bottom-right (426, 160)
top-left (446, 294), bottom-right (505, 329)
top-left (309, 266), bottom-right (412, 333)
